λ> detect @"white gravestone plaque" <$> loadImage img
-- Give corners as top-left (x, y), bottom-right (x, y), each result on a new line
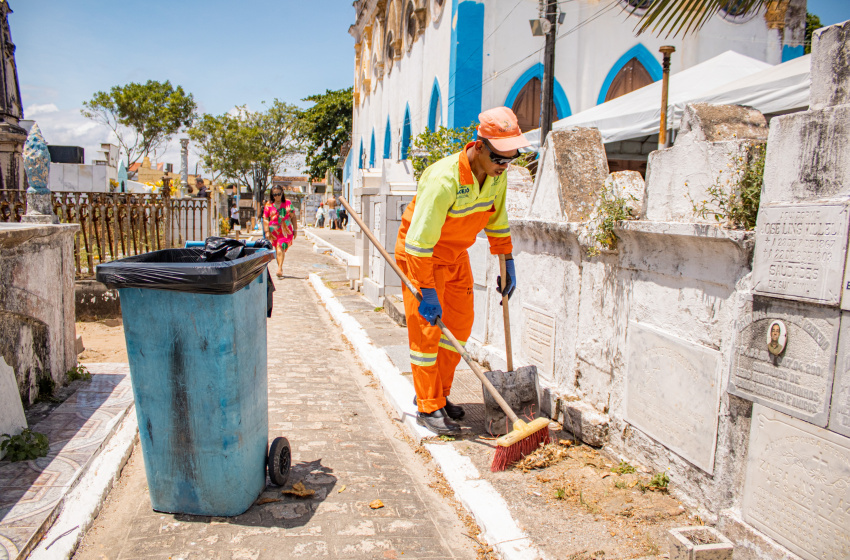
top-left (625, 322), bottom-right (721, 474)
top-left (729, 297), bottom-right (838, 426)
top-left (521, 305), bottom-right (555, 382)
top-left (829, 312), bottom-right (850, 437)
top-left (743, 405), bottom-right (850, 560)
top-left (0, 357), bottom-right (26, 460)
top-left (752, 203), bottom-right (850, 305)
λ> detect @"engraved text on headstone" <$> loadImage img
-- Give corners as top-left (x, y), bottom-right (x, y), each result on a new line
top-left (729, 297), bottom-right (838, 426)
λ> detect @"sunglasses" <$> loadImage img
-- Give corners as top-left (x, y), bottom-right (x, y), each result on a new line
top-left (483, 139), bottom-right (519, 165)
top-left (273, 192), bottom-right (283, 197)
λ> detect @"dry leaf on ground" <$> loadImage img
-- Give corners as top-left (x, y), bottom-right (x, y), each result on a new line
top-left (515, 442), bottom-right (571, 472)
top-left (281, 482), bottom-right (315, 498)
top-left (256, 497), bottom-right (281, 505)
top-left (369, 499), bottom-right (385, 509)
top-left (338, 485), bottom-right (347, 493)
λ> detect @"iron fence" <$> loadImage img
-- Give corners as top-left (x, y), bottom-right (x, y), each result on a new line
top-left (0, 190), bottom-right (212, 277)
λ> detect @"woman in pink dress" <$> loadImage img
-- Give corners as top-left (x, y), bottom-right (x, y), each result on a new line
top-left (263, 186), bottom-right (296, 278)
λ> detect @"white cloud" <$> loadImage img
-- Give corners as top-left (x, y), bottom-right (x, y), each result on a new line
top-left (24, 103), bottom-right (59, 116)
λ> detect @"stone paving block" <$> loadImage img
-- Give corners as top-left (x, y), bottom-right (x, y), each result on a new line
top-left (74, 243), bottom-right (477, 560)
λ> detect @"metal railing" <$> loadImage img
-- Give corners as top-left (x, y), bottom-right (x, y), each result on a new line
top-left (1, 189), bottom-right (212, 277)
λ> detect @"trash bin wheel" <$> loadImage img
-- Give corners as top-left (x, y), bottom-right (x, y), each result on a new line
top-left (268, 437), bottom-right (291, 486)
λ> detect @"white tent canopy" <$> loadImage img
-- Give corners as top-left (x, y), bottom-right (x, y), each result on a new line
top-left (525, 51), bottom-right (810, 148)
top-left (692, 53), bottom-right (810, 115)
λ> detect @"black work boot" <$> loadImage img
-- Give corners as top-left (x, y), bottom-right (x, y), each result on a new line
top-left (416, 408), bottom-right (462, 435)
top-left (413, 396), bottom-right (465, 420)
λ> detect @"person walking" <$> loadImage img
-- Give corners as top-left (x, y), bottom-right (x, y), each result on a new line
top-left (315, 203), bottom-right (325, 228)
top-left (394, 106), bottom-right (527, 435)
top-left (326, 197), bottom-right (337, 229)
top-left (229, 204), bottom-right (240, 233)
top-left (339, 206), bottom-right (348, 229)
top-left (263, 186), bottom-right (296, 278)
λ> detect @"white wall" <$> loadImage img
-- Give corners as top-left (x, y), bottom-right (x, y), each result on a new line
top-left (49, 163), bottom-right (116, 192)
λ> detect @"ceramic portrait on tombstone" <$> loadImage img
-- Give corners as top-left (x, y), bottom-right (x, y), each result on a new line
top-left (766, 320), bottom-right (787, 356)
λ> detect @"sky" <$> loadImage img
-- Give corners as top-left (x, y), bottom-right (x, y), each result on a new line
top-left (11, 0), bottom-right (355, 173)
top-left (9, 0), bottom-right (850, 174)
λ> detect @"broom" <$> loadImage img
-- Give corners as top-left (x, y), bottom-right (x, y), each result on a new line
top-left (338, 196), bottom-right (550, 471)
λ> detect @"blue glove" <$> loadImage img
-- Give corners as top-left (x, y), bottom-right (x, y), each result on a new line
top-left (496, 258), bottom-right (516, 302)
top-left (418, 288), bottom-right (442, 326)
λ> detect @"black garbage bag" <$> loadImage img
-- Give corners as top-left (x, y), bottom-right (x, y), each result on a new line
top-left (200, 237), bottom-right (247, 262)
top-left (96, 238), bottom-right (274, 295)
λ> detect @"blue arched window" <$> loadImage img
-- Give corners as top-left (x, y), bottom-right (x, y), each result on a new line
top-left (504, 63), bottom-right (571, 131)
top-left (401, 104), bottom-right (412, 160)
top-left (358, 140), bottom-right (364, 169)
top-left (597, 44), bottom-right (662, 105)
top-left (383, 116), bottom-right (392, 160)
top-left (428, 78), bottom-right (442, 131)
top-left (369, 129), bottom-right (376, 168)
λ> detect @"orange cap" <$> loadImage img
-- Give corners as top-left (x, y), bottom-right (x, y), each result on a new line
top-left (476, 106), bottom-right (530, 152)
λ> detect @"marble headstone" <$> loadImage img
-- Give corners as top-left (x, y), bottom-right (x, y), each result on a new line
top-left (521, 304), bottom-right (556, 384)
top-left (752, 203), bottom-right (850, 305)
top-left (742, 405), bottom-right (850, 560)
top-left (729, 296), bottom-right (838, 426)
top-left (625, 322), bottom-right (722, 473)
top-left (829, 312), bottom-right (850, 437)
top-left (0, 356), bottom-right (27, 460)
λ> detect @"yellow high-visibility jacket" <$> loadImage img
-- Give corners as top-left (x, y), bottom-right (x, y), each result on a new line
top-left (394, 142), bottom-right (513, 289)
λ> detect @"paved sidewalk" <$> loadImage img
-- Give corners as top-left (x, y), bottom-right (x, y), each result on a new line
top-left (73, 242), bottom-right (479, 560)
top-left (0, 364), bottom-right (133, 560)
top-left (306, 227), bottom-right (356, 255)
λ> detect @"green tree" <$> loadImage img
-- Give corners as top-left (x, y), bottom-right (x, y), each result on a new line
top-left (636, 0), bottom-right (780, 37)
top-left (188, 100), bottom-right (302, 198)
top-left (81, 80), bottom-right (196, 167)
top-left (409, 124), bottom-right (478, 180)
top-left (805, 12), bottom-right (822, 54)
top-left (298, 87), bottom-right (353, 181)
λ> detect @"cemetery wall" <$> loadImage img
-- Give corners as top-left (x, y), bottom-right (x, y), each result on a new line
top-left (466, 21), bottom-right (850, 560)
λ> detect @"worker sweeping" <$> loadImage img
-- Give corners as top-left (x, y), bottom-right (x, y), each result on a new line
top-left (395, 106), bottom-right (529, 435)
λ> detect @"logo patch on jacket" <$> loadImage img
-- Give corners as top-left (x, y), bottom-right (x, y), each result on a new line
top-left (457, 186), bottom-right (470, 197)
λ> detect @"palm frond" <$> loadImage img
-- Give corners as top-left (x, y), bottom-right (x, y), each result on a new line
top-left (636, 0), bottom-right (773, 38)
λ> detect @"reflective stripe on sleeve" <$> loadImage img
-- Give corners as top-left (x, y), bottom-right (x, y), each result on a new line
top-left (405, 242), bottom-right (434, 257)
top-left (484, 226), bottom-right (510, 235)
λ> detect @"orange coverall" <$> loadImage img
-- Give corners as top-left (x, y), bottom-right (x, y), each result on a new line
top-left (395, 143), bottom-right (513, 414)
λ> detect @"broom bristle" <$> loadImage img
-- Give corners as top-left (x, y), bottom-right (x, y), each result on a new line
top-left (490, 427), bottom-right (551, 472)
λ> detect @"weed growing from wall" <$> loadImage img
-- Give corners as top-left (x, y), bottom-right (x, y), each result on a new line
top-left (583, 183), bottom-right (638, 257)
top-left (690, 142), bottom-right (765, 230)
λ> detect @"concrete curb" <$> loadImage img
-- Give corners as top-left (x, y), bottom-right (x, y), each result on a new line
top-left (309, 273), bottom-right (546, 560)
top-left (29, 409), bottom-right (139, 560)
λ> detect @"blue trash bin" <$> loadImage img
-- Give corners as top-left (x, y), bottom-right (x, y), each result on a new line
top-left (97, 246), bottom-right (279, 516)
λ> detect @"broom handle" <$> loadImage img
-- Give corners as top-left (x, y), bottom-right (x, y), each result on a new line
top-left (339, 196), bottom-right (520, 424)
top-left (499, 254), bottom-right (513, 372)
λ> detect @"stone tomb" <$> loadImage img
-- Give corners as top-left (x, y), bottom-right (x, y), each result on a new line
top-left (729, 296), bottom-right (838, 426)
top-left (752, 203), bottom-right (850, 305)
top-left (625, 322), bottom-right (721, 474)
top-left (742, 405), bottom-right (850, 560)
top-left (829, 312), bottom-right (850, 437)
